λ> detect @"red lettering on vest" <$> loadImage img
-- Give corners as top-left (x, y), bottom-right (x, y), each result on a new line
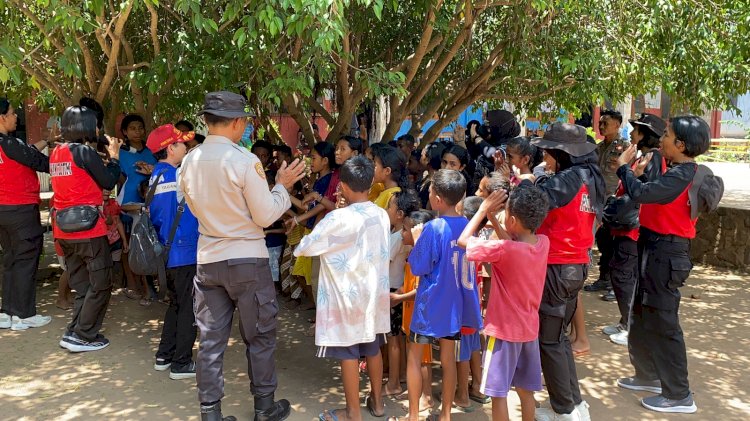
top-left (0, 140), bottom-right (41, 205)
top-left (50, 144), bottom-right (107, 240)
top-left (538, 184), bottom-right (596, 264)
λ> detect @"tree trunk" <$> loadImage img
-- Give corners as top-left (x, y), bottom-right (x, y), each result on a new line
top-left (370, 95), bottom-right (388, 145)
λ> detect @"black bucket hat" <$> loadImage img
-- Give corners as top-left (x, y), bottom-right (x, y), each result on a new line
top-left (531, 122), bottom-right (597, 157)
top-left (629, 113), bottom-right (666, 137)
top-left (198, 91), bottom-right (255, 118)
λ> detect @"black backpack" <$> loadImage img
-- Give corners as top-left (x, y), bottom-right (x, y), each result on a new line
top-left (602, 194), bottom-right (640, 231)
top-left (689, 164), bottom-right (724, 218)
top-left (128, 170), bottom-right (186, 284)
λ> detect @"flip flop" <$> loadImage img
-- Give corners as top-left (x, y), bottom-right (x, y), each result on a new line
top-left (366, 394), bottom-right (386, 418)
top-left (452, 402), bottom-right (475, 413)
top-left (318, 409), bottom-right (341, 421)
top-left (469, 392), bottom-right (491, 405)
top-left (573, 348), bottom-right (591, 358)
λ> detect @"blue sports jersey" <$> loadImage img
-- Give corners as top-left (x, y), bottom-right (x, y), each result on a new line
top-left (408, 216), bottom-right (483, 338)
top-left (117, 146), bottom-right (157, 204)
top-left (148, 162), bottom-right (199, 268)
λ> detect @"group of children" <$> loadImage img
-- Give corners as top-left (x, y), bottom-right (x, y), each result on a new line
top-left (263, 125), bottom-right (581, 421)
top-left (270, 113), bottom-right (717, 421)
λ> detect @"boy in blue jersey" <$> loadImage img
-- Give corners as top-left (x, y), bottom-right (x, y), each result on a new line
top-left (146, 124), bottom-right (200, 381)
top-left (399, 169), bottom-right (483, 421)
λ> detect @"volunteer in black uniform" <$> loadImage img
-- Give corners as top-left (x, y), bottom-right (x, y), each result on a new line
top-left (615, 115), bottom-right (713, 414)
top-left (51, 105), bottom-right (122, 353)
top-left (0, 98), bottom-right (51, 331)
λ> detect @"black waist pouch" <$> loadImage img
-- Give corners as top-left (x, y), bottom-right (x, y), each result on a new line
top-left (55, 205), bottom-right (100, 233)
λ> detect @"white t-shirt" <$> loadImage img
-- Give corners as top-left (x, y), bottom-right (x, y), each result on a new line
top-left (389, 230), bottom-right (410, 289)
top-left (294, 202), bottom-right (391, 347)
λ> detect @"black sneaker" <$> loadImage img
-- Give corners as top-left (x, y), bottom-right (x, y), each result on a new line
top-left (641, 394), bottom-right (697, 413)
top-left (170, 361), bottom-right (196, 380)
top-left (617, 377), bottom-right (662, 394)
top-left (602, 289), bottom-right (617, 301)
top-left (154, 357), bottom-right (172, 371)
top-left (61, 332), bottom-right (110, 353)
top-left (584, 278), bottom-right (611, 292)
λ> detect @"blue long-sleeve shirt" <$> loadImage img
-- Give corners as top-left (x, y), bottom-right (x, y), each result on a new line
top-left (148, 162), bottom-right (199, 268)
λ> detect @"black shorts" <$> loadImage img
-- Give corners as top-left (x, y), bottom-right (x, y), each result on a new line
top-left (408, 330), bottom-right (461, 345)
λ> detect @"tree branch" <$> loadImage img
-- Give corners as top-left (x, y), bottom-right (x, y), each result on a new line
top-left (304, 96), bottom-right (335, 126)
top-left (9, 0), bottom-right (66, 52)
top-left (75, 36), bottom-right (101, 93)
top-left (97, 0), bottom-right (135, 104)
top-left (144, 0), bottom-right (160, 57)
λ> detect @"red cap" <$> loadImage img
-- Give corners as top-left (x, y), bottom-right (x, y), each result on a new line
top-left (146, 124), bottom-right (195, 153)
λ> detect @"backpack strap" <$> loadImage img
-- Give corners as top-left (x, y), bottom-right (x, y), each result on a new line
top-left (688, 164), bottom-right (707, 220)
top-left (164, 198), bottom-right (186, 256)
top-left (143, 168), bottom-right (169, 209)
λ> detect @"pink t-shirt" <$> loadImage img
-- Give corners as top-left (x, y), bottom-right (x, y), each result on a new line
top-left (466, 235), bottom-right (549, 342)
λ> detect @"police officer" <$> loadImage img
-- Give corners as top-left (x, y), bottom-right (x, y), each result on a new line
top-left (51, 105), bottom-right (121, 353)
top-left (0, 98), bottom-right (51, 331)
top-left (179, 92), bottom-right (305, 421)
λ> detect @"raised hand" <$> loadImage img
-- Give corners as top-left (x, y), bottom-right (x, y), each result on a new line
top-left (276, 158), bottom-right (306, 190)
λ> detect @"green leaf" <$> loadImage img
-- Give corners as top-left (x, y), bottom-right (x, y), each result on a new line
top-left (0, 66), bottom-right (9, 84)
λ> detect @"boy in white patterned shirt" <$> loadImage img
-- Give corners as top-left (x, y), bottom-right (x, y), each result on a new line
top-left (294, 156), bottom-right (390, 421)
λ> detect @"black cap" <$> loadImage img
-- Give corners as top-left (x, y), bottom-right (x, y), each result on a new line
top-left (531, 123), bottom-right (597, 157)
top-left (629, 113), bottom-right (666, 137)
top-left (198, 91), bottom-right (255, 118)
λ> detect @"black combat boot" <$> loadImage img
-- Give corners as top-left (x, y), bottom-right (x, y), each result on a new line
top-left (200, 401), bottom-right (237, 421)
top-left (254, 393), bottom-right (291, 421)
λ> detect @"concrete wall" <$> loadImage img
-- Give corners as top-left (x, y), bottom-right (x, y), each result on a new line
top-left (692, 206), bottom-right (750, 271)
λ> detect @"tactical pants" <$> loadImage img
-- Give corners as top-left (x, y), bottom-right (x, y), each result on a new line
top-left (0, 204), bottom-right (45, 319)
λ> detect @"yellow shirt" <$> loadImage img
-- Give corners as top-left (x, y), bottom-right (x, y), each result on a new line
top-left (368, 182), bottom-right (385, 202)
top-left (373, 186), bottom-right (401, 209)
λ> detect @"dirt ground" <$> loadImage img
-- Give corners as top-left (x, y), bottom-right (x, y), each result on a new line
top-left (1, 262), bottom-right (748, 421)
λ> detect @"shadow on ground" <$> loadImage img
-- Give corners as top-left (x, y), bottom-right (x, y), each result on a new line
top-left (0, 262), bottom-right (748, 420)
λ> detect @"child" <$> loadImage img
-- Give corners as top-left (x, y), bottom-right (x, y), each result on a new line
top-left (264, 171), bottom-right (287, 293)
top-left (529, 123), bottom-right (605, 421)
top-left (102, 189), bottom-right (128, 287)
top-left (441, 144), bottom-right (473, 196)
top-left (459, 186), bottom-right (550, 421)
top-left (453, 196), bottom-right (490, 411)
top-left (503, 136), bottom-right (543, 184)
top-left (400, 169), bottom-right (483, 421)
top-left (289, 142), bottom-right (337, 309)
top-left (393, 210), bottom-right (436, 413)
top-left (383, 189), bottom-right (421, 397)
top-left (372, 144), bottom-right (409, 209)
top-left (294, 156), bottom-right (390, 421)
top-left (614, 115), bottom-right (715, 414)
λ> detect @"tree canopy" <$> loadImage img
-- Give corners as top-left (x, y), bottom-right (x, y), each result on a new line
top-left (1, 0), bottom-right (748, 144)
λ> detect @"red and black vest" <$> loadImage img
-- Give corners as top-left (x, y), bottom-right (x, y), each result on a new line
top-left (50, 144), bottom-right (107, 240)
top-left (0, 138), bottom-right (41, 205)
top-left (640, 163), bottom-right (698, 239)
top-left (538, 184), bottom-right (597, 265)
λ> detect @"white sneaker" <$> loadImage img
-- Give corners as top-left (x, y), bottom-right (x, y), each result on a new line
top-left (602, 323), bottom-right (626, 336)
top-left (10, 315), bottom-right (52, 331)
top-left (535, 406), bottom-right (582, 421)
top-left (575, 401), bottom-right (590, 421)
top-left (610, 330), bottom-right (628, 346)
top-left (0, 313), bottom-right (10, 329)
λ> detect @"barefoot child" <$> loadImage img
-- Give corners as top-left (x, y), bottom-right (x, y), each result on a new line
top-left (393, 210), bottom-right (436, 413)
top-left (459, 186), bottom-right (550, 421)
top-left (398, 169), bottom-right (483, 421)
top-left (294, 156), bottom-right (390, 421)
top-left (384, 189), bottom-right (421, 397)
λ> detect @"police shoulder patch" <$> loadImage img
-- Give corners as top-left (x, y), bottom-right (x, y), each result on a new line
top-left (255, 162), bottom-right (266, 179)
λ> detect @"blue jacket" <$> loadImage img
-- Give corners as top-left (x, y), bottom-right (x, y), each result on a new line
top-left (148, 162), bottom-right (199, 268)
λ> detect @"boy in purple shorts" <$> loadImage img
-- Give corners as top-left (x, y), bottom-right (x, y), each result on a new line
top-left (399, 169), bottom-right (483, 421)
top-left (459, 186), bottom-right (550, 421)
top-left (294, 156), bottom-right (390, 421)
